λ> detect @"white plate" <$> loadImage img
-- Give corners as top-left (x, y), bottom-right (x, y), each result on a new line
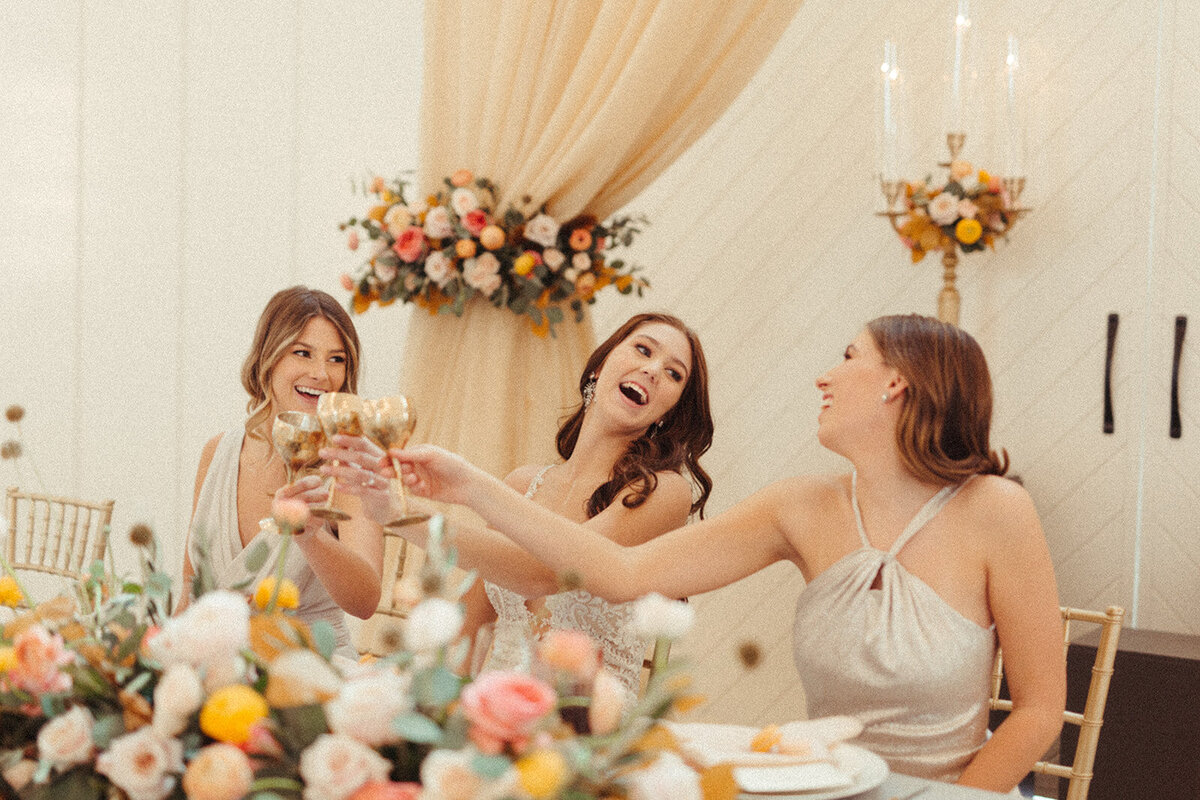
top-left (735, 742), bottom-right (888, 799)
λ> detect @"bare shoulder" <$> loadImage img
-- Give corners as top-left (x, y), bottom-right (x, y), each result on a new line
top-left (191, 433), bottom-right (225, 509)
top-left (758, 472), bottom-right (847, 511)
top-left (650, 469), bottom-right (693, 510)
top-left (958, 474), bottom-right (1046, 551)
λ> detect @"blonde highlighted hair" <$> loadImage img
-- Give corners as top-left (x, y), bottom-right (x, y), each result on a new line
top-left (240, 286), bottom-right (361, 438)
top-left (867, 314), bottom-right (1008, 484)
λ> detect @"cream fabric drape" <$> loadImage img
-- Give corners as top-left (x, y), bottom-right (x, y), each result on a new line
top-left (400, 0), bottom-right (804, 477)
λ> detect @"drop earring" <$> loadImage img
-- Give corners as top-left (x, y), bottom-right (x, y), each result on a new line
top-left (582, 374), bottom-right (597, 409)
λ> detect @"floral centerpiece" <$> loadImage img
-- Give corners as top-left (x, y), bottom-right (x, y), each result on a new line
top-left (0, 504), bottom-right (735, 800)
top-left (338, 172), bottom-right (649, 337)
top-left (891, 160), bottom-right (1018, 263)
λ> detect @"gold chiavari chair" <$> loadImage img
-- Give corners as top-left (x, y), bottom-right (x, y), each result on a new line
top-left (990, 605), bottom-right (1125, 800)
top-left (5, 486), bottom-right (114, 596)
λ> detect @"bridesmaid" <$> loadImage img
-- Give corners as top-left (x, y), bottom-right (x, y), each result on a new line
top-left (181, 286), bottom-right (384, 660)
top-left (382, 314), bottom-right (1065, 793)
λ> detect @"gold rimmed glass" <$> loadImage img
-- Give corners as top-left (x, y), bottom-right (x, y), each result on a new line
top-left (272, 411), bottom-right (325, 486)
top-left (312, 392), bottom-right (364, 521)
top-left (363, 395), bottom-right (430, 528)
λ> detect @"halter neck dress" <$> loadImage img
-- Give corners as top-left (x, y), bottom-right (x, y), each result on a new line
top-left (483, 466), bottom-right (648, 700)
top-left (792, 473), bottom-right (995, 782)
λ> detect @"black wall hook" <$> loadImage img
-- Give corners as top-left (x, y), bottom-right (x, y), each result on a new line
top-left (1170, 315), bottom-right (1186, 439)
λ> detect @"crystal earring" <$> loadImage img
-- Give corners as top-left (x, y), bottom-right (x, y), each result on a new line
top-left (582, 374), bottom-right (597, 409)
top-left (648, 419), bottom-right (664, 438)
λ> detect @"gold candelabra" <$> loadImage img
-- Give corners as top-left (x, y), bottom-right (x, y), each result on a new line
top-left (877, 133), bottom-right (1029, 326)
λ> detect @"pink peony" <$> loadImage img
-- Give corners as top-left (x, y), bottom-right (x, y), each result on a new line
top-left (181, 743), bottom-right (254, 800)
top-left (463, 209), bottom-right (489, 236)
top-left (10, 625), bottom-right (74, 695)
top-left (392, 226), bottom-right (427, 264)
top-left (458, 671), bottom-right (556, 755)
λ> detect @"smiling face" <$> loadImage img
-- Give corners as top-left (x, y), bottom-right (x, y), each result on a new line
top-left (815, 328), bottom-right (907, 455)
top-left (266, 316), bottom-right (348, 416)
top-left (593, 321), bottom-right (693, 431)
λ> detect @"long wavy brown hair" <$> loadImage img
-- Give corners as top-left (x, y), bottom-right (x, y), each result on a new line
top-left (867, 314), bottom-right (1008, 484)
top-left (240, 286), bottom-right (362, 439)
top-left (555, 313), bottom-right (714, 518)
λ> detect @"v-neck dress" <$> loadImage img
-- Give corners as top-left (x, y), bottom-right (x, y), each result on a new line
top-left (482, 466), bottom-right (648, 700)
top-left (188, 428), bottom-right (353, 658)
top-left (792, 473), bottom-right (995, 782)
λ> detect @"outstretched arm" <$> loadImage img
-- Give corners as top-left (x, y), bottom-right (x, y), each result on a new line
top-left (956, 479), bottom-right (1066, 792)
top-left (381, 444), bottom-right (801, 603)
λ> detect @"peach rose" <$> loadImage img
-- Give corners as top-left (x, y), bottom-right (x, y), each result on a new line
top-left (369, 176), bottom-right (386, 194)
top-left (458, 671), bottom-right (556, 754)
top-left (95, 727), bottom-right (184, 800)
top-left (420, 748), bottom-right (519, 800)
top-left (478, 224), bottom-right (506, 250)
top-left (450, 169), bottom-right (474, 187)
top-left (523, 213), bottom-right (560, 249)
top-left (348, 782), bottom-right (421, 800)
top-left (450, 188), bottom-right (480, 217)
top-left (542, 248), bottom-right (566, 271)
top-left (463, 209), bottom-right (489, 236)
top-left (463, 253), bottom-right (502, 296)
top-left (272, 495), bottom-right (311, 531)
top-left (424, 251), bottom-right (455, 287)
top-left (423, 206), bottom-right (453, 239)
top-left (10, 624), bottom-right (74, 694)
top-left (537, 630), bottom-right (599, 682)
top-left (298, 733), bottom-right (391, 800)
top-left (37, 706), bottom-right (94, 771)
top-left (455, 238), bottom-right (477, 259)
top-left (926, 192), bottom-right (960, 226)
top-left (949, 159), bottom-right (974, 181)
top-left (181, 743), bottom-right (254, 800)
top-left (384, 205), bottom-right (413, 237)
top-left (392, 226), bottom-right (427, 263)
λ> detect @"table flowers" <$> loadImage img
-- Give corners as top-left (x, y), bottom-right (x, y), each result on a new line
top-left (0, 509), bottom-right (728, 800)
top-left (889, 161), bottom-right (1018, 263)
top-left (339, 172), bottom-right (648, 337)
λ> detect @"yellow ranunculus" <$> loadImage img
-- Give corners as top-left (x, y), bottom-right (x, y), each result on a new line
top-left (515, 749), bottom-right (569, 799)
top-left (0, 575), bottom-right (23, 607)
top-left (0, 646), bottom-right (16, 673)
top-left (955, 218), bottom-right (983, 245)
top-left (253, 576), bottom-right (299, 610)
top-left (978, 169), bottom-right (991, 184)
top-left (513, 253), bottom-right (536, 276)
top-left (199, 685), bottom-right (270, 745)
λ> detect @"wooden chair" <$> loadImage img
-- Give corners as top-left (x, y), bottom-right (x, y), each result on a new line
top-left (5, 486), bottom-right (114, 590)
top-left (990, 605), bottom-right (1125, 800)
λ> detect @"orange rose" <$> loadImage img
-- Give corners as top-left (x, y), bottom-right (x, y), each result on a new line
top-left (479, 225), bottom-right (506, 250)
top-left (450, 169), bottom-right (474, 187)
top-left (455, 239), bottom-right (477, 259)
top-left (568, 228), bottom-right (593, 251)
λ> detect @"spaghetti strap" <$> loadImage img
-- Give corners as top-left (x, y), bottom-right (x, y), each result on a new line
top-left (849, 471), bottom-right (969, 555)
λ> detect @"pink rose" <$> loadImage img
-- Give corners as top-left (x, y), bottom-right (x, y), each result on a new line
top-left (463, 253), bottom-right (502, 296)
top-left (348, 782), bottom-right (422, 800)
top-left (347, 231), bottom-right (360, 251)
top-left (423, 206), bottom-right (453, 239)
top-left (957, 198), bottom-right (979, 219)
top-left (10, 625), bottom-right (73, 695)
top-left (458, 671), bottom-right (556, 755)
top-left (450, 187), bottom-right (480, 217)
top-left (926, 192), bottom-right (960, 226)
top-left (37, 706), bottom-right (94, 771)
top-left (272, 496), bottom-right (311, 531)
top-left (392, 226), bottom-right (427, 264)
top-left (537, 630), bottom-right (599, 682)
top-left (423, 251), bottom-right (455, 287)
top-left (340, 273), bottom-right (355, 292)
top-left (298, 734), bottom-right (391, 800)
top-left (181, 744), bottom-right (254, 800)
top-left (463, 209), bottom-right (489, 236)
top-left (523, 213), bottom-right (561, 249)
top-left (95, 728), bottom-right (184, 800)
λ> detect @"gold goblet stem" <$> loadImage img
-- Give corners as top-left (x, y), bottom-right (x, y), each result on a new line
top-left (386, 455), bottom-right (430, 528)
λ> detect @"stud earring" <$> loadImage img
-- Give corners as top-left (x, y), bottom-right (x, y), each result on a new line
top-left (881, 393), bottom-right (890, 404)
top-left (582, 374), bottom-right (597, 409)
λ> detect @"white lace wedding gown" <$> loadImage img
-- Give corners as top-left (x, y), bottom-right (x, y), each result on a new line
top-left (481, 467), bottom-right (648, 698)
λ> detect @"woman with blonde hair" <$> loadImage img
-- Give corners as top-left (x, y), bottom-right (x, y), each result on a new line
top-left (378, 314), bottom-right (1065, 793)
top-left (181, 286), bottom-right (384, 659)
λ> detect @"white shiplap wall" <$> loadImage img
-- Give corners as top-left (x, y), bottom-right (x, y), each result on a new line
top-left (3, 0), bottom-right (1197, 726)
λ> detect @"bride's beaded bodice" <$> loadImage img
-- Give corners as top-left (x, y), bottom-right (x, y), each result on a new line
top-left (482, 467), bottom-right (648, 697)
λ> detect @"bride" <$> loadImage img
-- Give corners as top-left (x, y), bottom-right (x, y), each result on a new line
top-left (375, 314), bottom-right (1065, 793)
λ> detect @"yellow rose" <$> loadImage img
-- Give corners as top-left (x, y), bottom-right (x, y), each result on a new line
top-left (253, 577), bottom-right (299, 610)
top-left (955, 218), bottom-right (983, 245)
top-left (199, 685), bottom-right (269, 745)
top-left (0, 646), bottom-right (16, 673)
top-left (515, 749), bottom-right (569, 799)
top-left (513, 254), bottom-right (536, 276)
top-left (0, 575), bottom-right (23, 607)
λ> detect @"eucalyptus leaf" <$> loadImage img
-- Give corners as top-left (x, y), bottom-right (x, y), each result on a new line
top-left (392, 712), bottom-right (444, 745)
top-left (471, 753), bottom-right (512, 779)
top-left (243, 539), bottom-right (270, 573)
top-left (309, 620), bottom-right (336, 660)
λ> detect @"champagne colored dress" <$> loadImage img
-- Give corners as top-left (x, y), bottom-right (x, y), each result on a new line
top-left (792, 473), bottom-right (995, 782)
top-left (189, 429), bottom-right (353, 658)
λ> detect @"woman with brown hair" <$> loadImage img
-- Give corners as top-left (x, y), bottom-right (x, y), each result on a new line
top-left (327, 312), bottom-right (713, 699)
top-left (382, 314), bottom-right (1064, 793)
top-left (181, 286), bottom-right (384, 659)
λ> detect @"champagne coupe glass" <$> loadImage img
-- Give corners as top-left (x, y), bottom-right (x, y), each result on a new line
top-left (312, 392), bottom-right (364, 521)
top-left (362, 395), bottom-right (430, 528)
top-left (272, 411), bottom-right (325, 486)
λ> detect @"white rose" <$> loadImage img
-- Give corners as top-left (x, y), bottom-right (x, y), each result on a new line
top-left (37, 706), bottom-right (94, 771)
top-left (383, 205), bottom-right (412, 237)
top-left (420, 748), bottom-right (519, 800)
top-left (524, 213), bottom-right (561, 248)
top-left (926, 192), bottom-right (960, 225)
top-left (404, 598), bottom-right (464, 652)
top-left (571, 251), bottom-right (591, 272)
top-left (450, 187), bottom-right (480, 217)
top-left (463, 253), bottom-right (502, 295)
top-left (423, 205), bottom-right (454, 239)
top-left (95, 728), bottom-right (184, 800)
top-left (152, 663), bottom-right (204, 737)
top-left (374, 262), bottom-right (398, 284)
top-left (298, 734), bottom-right (391, 800)
top-left (424, 250), bottom-right (456, 287)
top-left (625, 751), bottom-right (702, 800)
top-left (325, 668), bottom-right (413, 746)
top-left (632, 593), bottom-right (695, 640)
top-left (179, 591), bottom-right (250, 666)
top-left (407, 198), bottom-right (429, 216)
